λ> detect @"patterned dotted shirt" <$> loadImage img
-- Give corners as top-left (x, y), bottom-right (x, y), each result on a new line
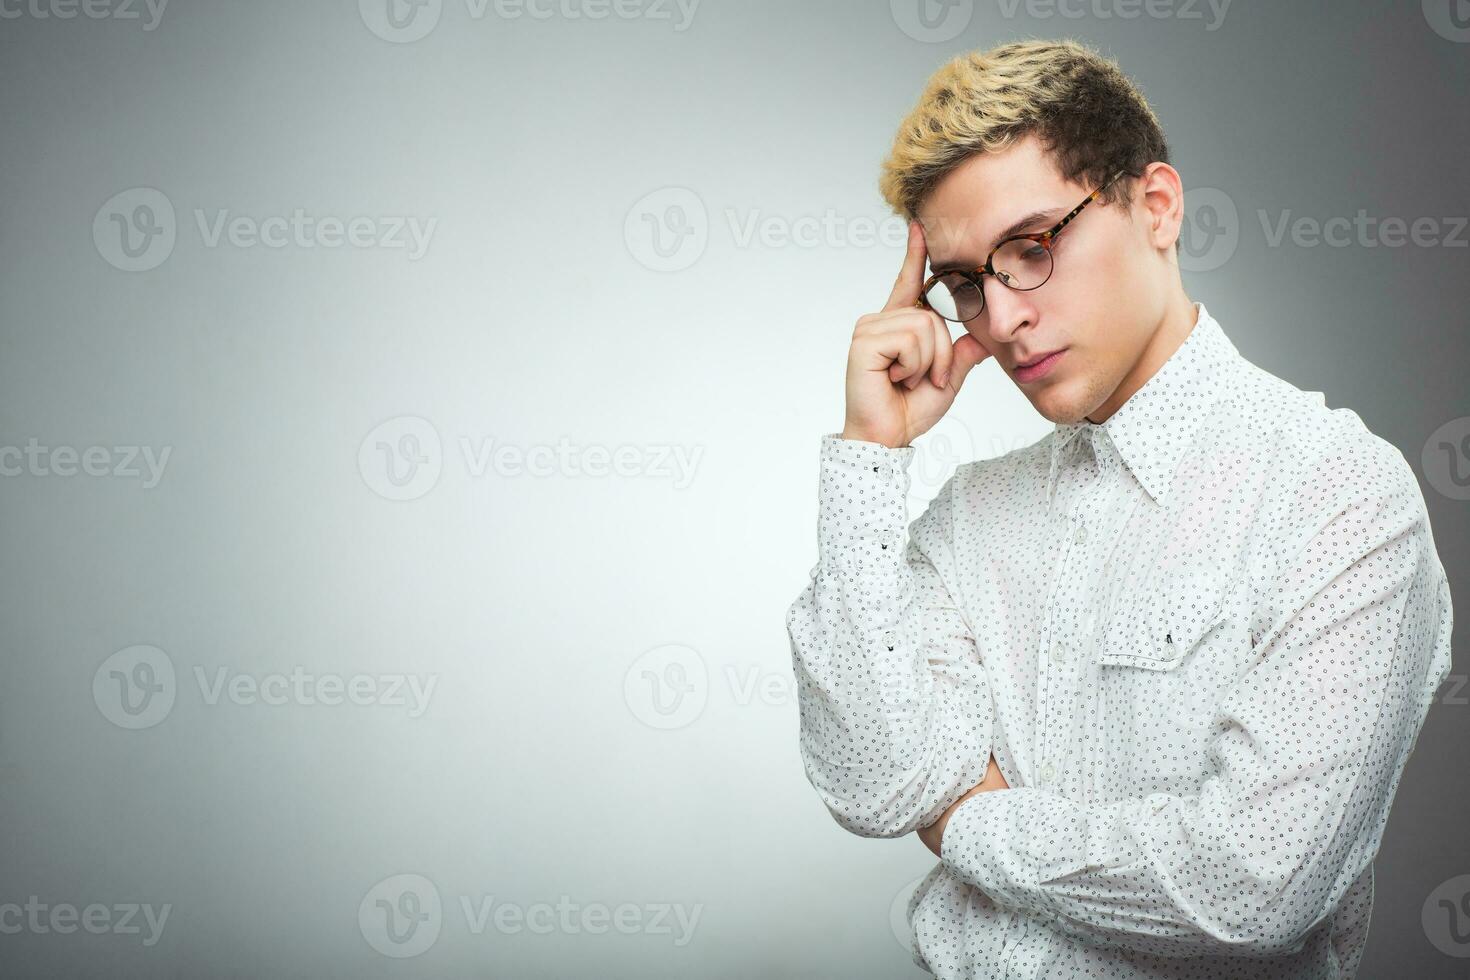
top-left (786, 302), bottom-right (1453, 978)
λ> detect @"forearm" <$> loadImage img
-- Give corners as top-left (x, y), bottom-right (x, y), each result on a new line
top-left (787, 433), bottom-right (993, 838)
top-left (790, 556), bottom-right (994, 837)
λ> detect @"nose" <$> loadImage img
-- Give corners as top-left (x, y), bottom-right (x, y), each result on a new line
top-left (975, 276), bottom-right (1036, 351)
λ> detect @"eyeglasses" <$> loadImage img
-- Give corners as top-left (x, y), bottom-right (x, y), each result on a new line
top-left (915, 168), bottom-right (1130, 322)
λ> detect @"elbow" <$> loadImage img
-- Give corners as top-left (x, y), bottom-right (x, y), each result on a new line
top-left (799, 761), bottom-right (922, 839)
top-left (1198, 905), bottom-right (1318, 959)
top-left (1226, 865), bottom-right (1349, 958)
top-left (1248, 909), bottom-right (1321, 959)
top-left (826, 804), bottom-right (916, 840)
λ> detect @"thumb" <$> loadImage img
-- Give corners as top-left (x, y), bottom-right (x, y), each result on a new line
top-left (946, 333), bottom-right (992, 392)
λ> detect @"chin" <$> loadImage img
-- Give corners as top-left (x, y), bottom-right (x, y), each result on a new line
top-left (1028, 382), bottom-right (1086, 424)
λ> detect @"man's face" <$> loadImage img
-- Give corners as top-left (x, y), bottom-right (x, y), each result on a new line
top-left (916, 135), bottom-right (1172, 424)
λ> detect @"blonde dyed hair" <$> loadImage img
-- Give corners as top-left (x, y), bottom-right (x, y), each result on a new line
top-left (878, 39), bottom-right (1169, 222)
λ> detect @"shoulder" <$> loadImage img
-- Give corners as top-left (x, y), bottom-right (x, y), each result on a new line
top-left (1217, 356), bottom-right (1417, 498)
top-left (1220, 359), bottom-right (1429, 579)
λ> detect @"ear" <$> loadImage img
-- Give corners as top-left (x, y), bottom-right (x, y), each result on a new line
top-left (1136, 162), bottom-right (1187, 252)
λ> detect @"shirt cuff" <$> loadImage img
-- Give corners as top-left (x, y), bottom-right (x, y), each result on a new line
top-left (939, 786), bottom-right (1067, 922)
top-left (817, 432), bottom-right (917, 561)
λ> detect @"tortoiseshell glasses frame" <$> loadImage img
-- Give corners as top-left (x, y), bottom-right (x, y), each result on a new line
top-left (914, 167), bottom-right (1132, 322)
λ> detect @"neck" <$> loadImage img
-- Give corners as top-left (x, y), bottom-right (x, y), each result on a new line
top-left (1085, 294), bottom-right (1198, 424)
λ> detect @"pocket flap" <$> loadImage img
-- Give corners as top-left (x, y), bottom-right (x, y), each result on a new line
top-left (1099, 571), bottom-right (1230, 671)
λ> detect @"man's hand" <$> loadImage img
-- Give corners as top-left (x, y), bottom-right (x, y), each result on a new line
top-left (917, 754), bottom-right (1010, 857)
top-left (841, 220), bottom-right (992, 449)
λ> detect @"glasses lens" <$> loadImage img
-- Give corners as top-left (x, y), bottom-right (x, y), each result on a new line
top-left (924, 272), bottom-right (985, 322)
top-left (991, 238), bottom-right (1053, 289)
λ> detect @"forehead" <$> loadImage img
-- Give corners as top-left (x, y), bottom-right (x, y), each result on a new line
top-left (916, 137), bottom-right (1076, 262)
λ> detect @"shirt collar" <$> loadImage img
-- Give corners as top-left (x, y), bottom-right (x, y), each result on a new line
top-left (1046, 302), bottom-right (1237, 507)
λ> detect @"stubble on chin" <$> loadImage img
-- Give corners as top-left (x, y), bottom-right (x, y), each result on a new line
top-left (1033, 377), bottom-right (1103, 426)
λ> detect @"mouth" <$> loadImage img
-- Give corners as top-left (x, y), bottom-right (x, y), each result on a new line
top-left (1013, 348), bottom-right (1067, 383)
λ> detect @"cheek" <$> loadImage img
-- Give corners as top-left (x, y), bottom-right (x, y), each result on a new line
top-left (1045, 242), bottom-right (1112, 313)
top-left (1066, 238), bottom-right (1124, 285)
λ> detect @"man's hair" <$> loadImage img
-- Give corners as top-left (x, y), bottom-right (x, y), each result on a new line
top-left (878, 39), bottom-right (1170, 223)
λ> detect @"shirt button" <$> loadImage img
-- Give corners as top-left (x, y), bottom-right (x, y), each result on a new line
top-left (1050, 639), bottom-right (1070, 663)
top-left (1039, 762), bottom-right (1056, 783)
top-left (1073, 524), bottom-right (1087, 545)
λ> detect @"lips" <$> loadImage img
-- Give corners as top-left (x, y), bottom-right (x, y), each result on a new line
top-left (1015, 349), bottom-right (1063, 369)
top-left (1013, 348), bottom-right (1067, 383)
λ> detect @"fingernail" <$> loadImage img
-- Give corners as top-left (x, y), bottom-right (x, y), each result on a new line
top-left (938, 372), bottom-right (950, 388)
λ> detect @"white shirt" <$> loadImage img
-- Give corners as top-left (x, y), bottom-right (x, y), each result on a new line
top-left (786, 302), bottom-right (1453, 978)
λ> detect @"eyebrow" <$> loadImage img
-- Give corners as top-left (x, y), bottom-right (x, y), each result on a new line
top-left (928, 206), bottom-right (1066, 274)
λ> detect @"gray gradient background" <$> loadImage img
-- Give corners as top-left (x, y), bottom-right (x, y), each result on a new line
top-left (1, 0), bottom-right (1466, 977)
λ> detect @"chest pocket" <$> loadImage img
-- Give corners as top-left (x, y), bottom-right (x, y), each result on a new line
top-left (1098, 569), bottom-right (1233, 671)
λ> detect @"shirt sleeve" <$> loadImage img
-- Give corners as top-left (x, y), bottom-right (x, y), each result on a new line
top-left (938, 452), bottom-right (1454, 957)
top-left (786, 432), bottom-right (995, 839)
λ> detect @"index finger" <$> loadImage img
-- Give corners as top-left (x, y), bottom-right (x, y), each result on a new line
top-left (883, 219), bottom-right (929, 313)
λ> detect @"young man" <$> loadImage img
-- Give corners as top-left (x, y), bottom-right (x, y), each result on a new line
top-left (786, 39), bottom-right (1453, 979)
